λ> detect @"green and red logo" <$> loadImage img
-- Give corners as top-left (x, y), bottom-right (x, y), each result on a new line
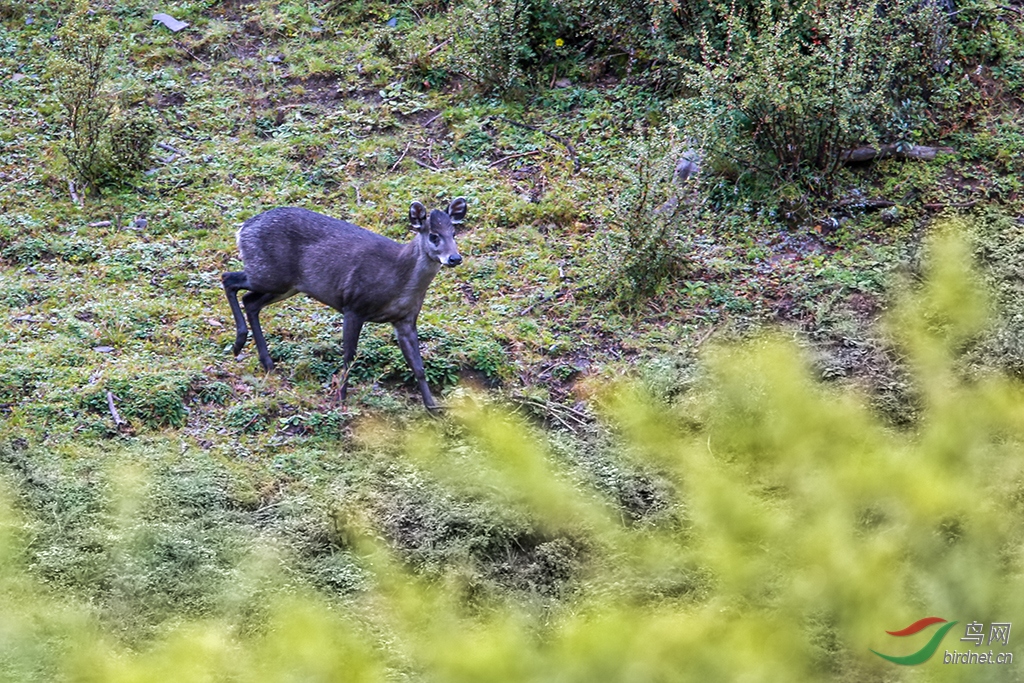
top-left (871, 617), bottom-right (959, 665)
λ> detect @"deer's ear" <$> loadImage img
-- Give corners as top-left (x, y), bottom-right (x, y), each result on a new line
top-left (409, 201), bottom-right (428, 231)
top-left (447, 197), bottom-right (467, 224)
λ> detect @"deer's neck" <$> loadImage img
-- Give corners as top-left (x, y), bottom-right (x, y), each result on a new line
top-left (400, 239), bottom-right (442, 294)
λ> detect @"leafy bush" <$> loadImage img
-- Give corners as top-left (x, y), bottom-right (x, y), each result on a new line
top-left (196, 381), bottom-right (233, 406)
top-left (47, 5), bottom-right (157, 195)
top-left (225, 402), bottom-right (271, 434)
top-left (610, 126), bottom-right (695, 302)
top-left (459, 0), bottom-right (534, 92)
top-left (681, 0), bottom-right (951, 217)
top-left (554, 0), bottom-right (679, 81)
top-left (0, 368), bottom-right (49, 402)
top-left (458, 0), bottom-right (569, 93)
top-left (106, 109), bottom-right (159, 179)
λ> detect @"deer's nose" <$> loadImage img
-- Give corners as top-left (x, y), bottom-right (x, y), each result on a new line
top-left (447, 254), bottom-right (462, 267)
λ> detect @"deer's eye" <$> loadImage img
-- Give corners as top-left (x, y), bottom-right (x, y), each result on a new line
top-left (428, 233), bottom-right (441, 246)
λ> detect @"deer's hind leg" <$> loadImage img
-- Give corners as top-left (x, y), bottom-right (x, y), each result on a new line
top-left (241, 288), bottom-right (299, 372)
top-left (222, 271), bottom-right (250, 356)
top-left (241, 290), bottom-right (283, 371)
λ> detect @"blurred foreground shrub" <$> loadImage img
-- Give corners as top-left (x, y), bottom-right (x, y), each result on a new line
top-left (1, 231), bottom-right (1021, 681)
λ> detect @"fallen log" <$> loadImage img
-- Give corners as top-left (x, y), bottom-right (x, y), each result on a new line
top-left (833, 197), bottom-right (896, 212)
top-left (842, 144), bottom-right (955, 163)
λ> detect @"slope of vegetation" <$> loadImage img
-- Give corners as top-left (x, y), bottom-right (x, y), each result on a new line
top-left (1, 0), bottom-right (1023, 680)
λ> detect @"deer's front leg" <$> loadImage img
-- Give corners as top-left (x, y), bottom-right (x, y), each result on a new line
top-left (338, 312), bottom-right (365, 404)
top-left (393, 320), bottom-right (438, 412)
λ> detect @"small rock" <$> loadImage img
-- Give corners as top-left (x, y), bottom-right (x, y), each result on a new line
top-left (153, 12), bottom-right (189, 32)
top-left (133, 216), bottom-right (148, 229)
top-left (674, 153), bottom-right (701, 183)
top-left (10, 73), bottom-right (27, 83)
top-left (554, 78), bottom-right (571, 88)
top-left (265, 54), bottom-right (284, 63)
top-left (93, 346), bottom-right (115, 354)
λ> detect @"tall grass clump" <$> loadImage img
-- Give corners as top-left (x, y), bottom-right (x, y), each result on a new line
top-left (1, 230), bottom-right (1021, 681)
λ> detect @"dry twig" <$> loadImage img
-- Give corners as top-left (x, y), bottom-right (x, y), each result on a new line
top-left (106, 391), bottom-right (127, 429)
top-left (488, 150), bottom-right (541, 168)
top-left (390, 142), bottom-right (413, 172)
top-left (923, 200), bottom-right (978, 211)
top-left (414, 158), bottom-right (444, 172)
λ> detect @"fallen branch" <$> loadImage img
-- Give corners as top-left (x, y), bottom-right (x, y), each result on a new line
top-left (426, 37), bottom-right (453, 56)
top-left (173, 40), bottom-right (210, 67)
top-left (923, 200), bottom-right (978, 211)
top-left (414, 157), bottom-right (444, 172)
top-left (511, 394), bottom-right (590, 432)
top-left (842, 144), bottom-right (955, 163)
top-left (833, 197), bottom-right (896, 212)
top-left (157, 141), bottom-right (186, 156)
top-left (519, 290), bottom-right (559, 316)
top-left (389, 142), bottom-right (412, 172)
top-left (694, 325), bottom-right (717, 348)
top-left (492, 116), bottom-right (581, 173)
top-left (487, 150), bottom-right (541, 168)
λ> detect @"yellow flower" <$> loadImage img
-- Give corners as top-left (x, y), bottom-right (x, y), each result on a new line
top-left (555, 38), bottom-right (564, 47)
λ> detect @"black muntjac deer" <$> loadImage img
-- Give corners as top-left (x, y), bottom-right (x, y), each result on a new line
top-left (222, 198), bottom-right (467, 411)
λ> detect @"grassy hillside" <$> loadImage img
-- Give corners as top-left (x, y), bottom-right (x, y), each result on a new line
top-left (1, 0), bottom-right (1024, 680)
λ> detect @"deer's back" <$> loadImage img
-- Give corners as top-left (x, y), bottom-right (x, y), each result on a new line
top-left (237, 206), bottom-right (401, 294)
